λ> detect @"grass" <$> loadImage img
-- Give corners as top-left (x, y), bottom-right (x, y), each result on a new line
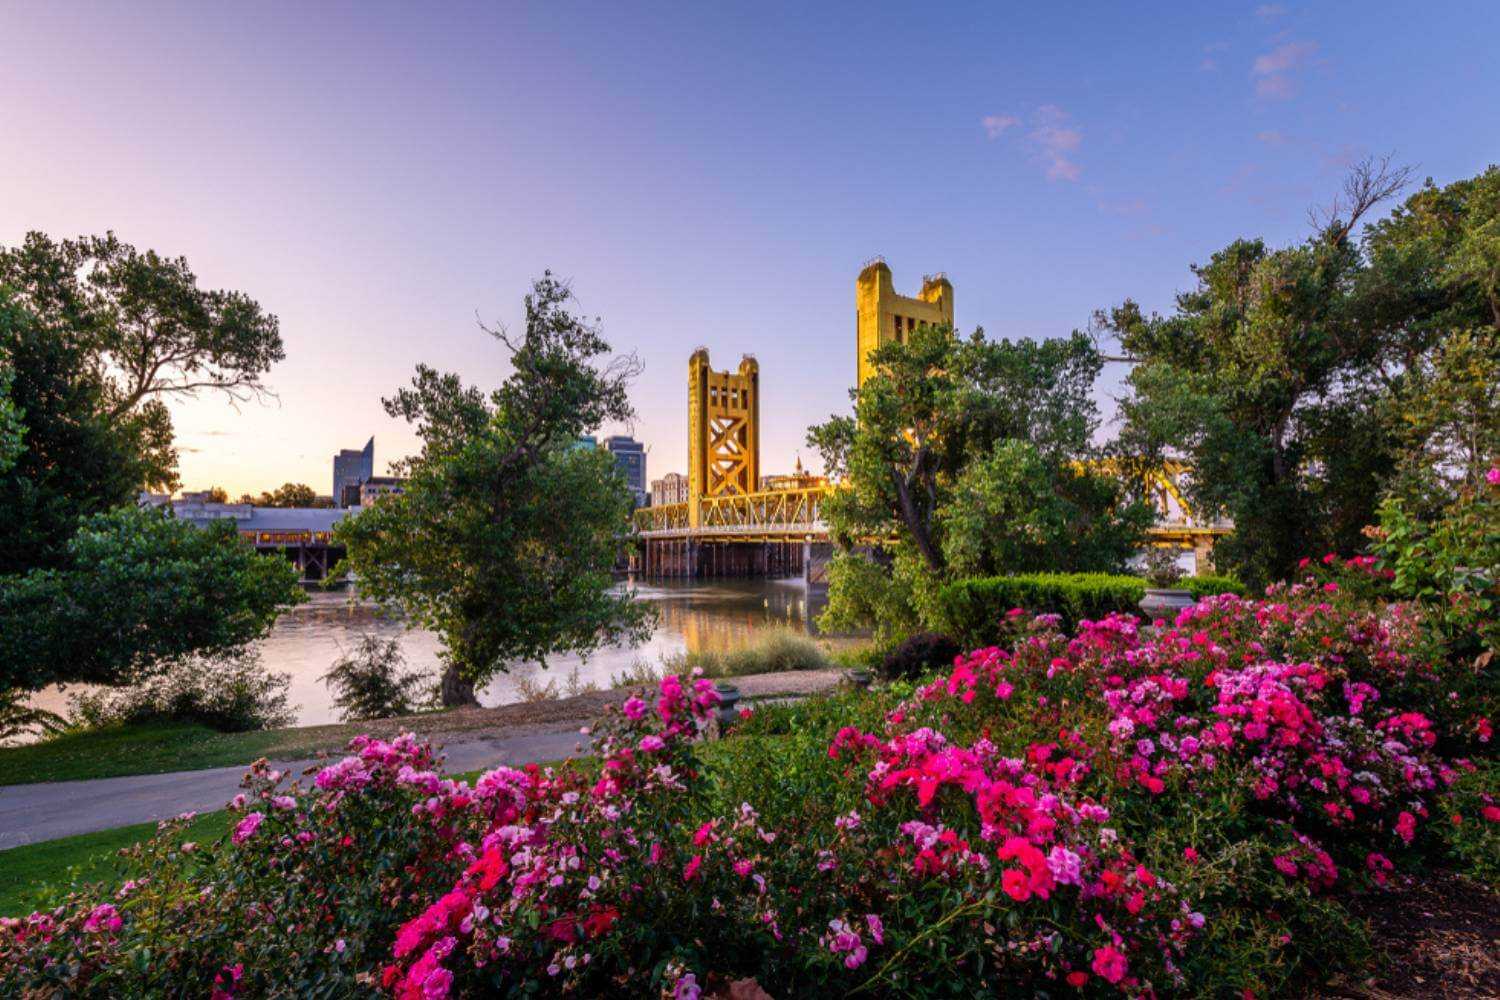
top-left (0, 761), bottom-right (583, 916)
top-left (0, 810), bottom-right (232, 916)
top-left (0, 720), bottom-right (384, 787)
top-left (661, 626), bottom-right (835, 679)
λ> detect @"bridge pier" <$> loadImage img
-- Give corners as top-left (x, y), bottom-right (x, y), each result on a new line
top-left (640, 537), bottom-right (807, 581)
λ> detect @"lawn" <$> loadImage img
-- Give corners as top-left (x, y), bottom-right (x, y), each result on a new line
top-left (0, 810), bottom-right (233, 916)
top-left (0, 765), bottom-right (532, 916)
top-left (0, 720), bottom-right (370, 786)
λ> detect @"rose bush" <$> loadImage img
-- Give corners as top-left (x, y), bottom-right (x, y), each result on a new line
top-left (2, 564), bottom-right (1494, 997)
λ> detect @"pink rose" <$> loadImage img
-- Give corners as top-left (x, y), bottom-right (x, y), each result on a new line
top-left (1091, 944), bottom-right (1129, 984)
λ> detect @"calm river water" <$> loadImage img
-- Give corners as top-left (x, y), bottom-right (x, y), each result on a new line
top-left (33, 579), bottom-right (832, 728)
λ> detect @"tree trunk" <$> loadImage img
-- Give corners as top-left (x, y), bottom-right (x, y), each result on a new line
top-left (891, 466), bottom-right (944, 573)
top-left (439, 661), bottom-right (479, 708)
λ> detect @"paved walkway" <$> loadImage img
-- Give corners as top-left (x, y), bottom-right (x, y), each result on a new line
top-left (0, 668), bottom-right (848, 849)
top-left (0, 728), bottom-right (590, 848)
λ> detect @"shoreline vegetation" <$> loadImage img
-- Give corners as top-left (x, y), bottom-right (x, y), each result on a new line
top-left (0, 628), bottom-right (857, 787)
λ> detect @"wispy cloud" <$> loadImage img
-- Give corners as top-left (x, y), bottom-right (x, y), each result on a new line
top-left (1200, 41), bottom-right (1228, 72)
top-left (1030, 105), bottom-right (1083, 181)
top-left (1251, 40), bottom-right (1316, 99)
top-left (981, 114), bottom-right (1020, 139)
top-left (1256, 129), bottom-right (1291, 145)
top-left (982, 105), bottom-right (1084, 182)
top-left (1098, 197), bottom-right (1148, 216)
top-left (1254, 3), bottom-right (1288, 21)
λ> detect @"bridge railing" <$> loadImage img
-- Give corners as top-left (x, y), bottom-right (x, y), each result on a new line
top-left (633, 486), bottom-right (830, 537)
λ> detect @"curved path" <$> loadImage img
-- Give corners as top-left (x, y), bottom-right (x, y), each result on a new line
top-left (0, 667), bottom-right (847, 848)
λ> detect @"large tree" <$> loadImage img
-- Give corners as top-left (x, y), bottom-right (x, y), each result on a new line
top-left (0, 505), bottom-right (304, 692)
top-left (0, 368), bottom-right (21, 475)
top-left (807, 325), bottom-right (1150, 636)
top-left (0, 292), bottom-right (162, 573)
top-left (336, 274), bottom-right (651, 706)
top-left (0, 233), bottom-right (285, 573)
top-left (1105, 160), bottom-right (1499, 586)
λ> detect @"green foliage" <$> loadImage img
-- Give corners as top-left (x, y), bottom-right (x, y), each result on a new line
top-left (1371, 475), bottom-right (1500, 659)
top-left (1108, 162), bottom-right (1500, 587)
top-left (321, 634), bottom-right (435, 721)
top-left (242, 482), bottom-right (330, 508)
top-left (0, 810), bottom-right (233, 917)
top-left (808, 325), bottom-right (1151, 635)
top-left (935, 572), bottom-right (1148, 644)
top-left (67, 649), bottom-right (295, 733)
top-left (1440, 760), bottom-right (1500, 889)
top-left (336, 275), bottom-right (652, 704)
top-left (0, 506), bottom-right (305, 691)
top-left (0, 231), bottom-right (283, 491)
top-left (1181, 573), bottom-right (1248, 599)
top-left (0, 368), bottom-right (21, 475)
top-left (941, 439), bottom-right (1151, 577)
top-left (0, 292), bottom-right (164, 574)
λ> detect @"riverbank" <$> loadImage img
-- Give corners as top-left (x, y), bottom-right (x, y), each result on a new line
top-left (0, 667), bottom-right (846, 786)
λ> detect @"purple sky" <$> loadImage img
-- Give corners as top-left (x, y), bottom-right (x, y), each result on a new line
top-left (2, 2), bottom-right (1495, 496)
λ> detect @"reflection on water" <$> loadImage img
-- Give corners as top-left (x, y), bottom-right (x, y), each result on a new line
top-left (33, 579), bottom-right (834, 729)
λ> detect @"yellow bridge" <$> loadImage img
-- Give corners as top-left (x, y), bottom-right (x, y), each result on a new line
top-left (631, 263), bottom-right (1230, 579)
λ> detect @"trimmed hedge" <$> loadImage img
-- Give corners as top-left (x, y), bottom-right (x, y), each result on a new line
top-left (935, 572), bottom-right (1245, 646)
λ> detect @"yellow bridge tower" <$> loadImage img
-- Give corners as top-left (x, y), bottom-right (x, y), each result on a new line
top-left (687, 349), bottom-right (760, 528)
top-left (856, 259), bottom-right (954, 388)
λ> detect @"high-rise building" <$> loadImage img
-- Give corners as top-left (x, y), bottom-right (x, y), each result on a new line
top-left (332, 437), bottom-right (374, 509)
top-left (855, 259), bottom-right (953, 388)
top-left (602, 435), bottom-right (647, 505)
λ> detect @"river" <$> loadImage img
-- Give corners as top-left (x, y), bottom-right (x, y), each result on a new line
top-left (30, 579), bottom-right (834, 729)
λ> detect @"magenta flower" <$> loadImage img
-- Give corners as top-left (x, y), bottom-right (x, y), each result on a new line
top-left (232, 811), bottom-right (265, 844)
top-left (1091, 944), bottom-right (1129, 984)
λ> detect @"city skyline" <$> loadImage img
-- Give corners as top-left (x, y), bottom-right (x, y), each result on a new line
top-left (3, 2), bottom-right (1496, 496)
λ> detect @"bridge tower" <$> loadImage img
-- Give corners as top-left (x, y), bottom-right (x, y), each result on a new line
top-left (687, 349), bottom-right (760, 528)
top-left (856, 260), bottom-right (954, 388)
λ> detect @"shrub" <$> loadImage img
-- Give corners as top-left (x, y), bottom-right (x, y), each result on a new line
top-left (68, 649), bottom-right (294, 733)
top-left (5, 575), bottom-right (1493, 997)
top-left (879, 631), bottom-right (960, 680)
top-left (935, 572), bottom-right (1145, 644)
top-left (1181, 573), bottom-right (1247, 599)
top-left (322, 634), bottom-right (434, 721)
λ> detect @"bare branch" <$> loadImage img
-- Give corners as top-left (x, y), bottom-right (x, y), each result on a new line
top-left (1313, 153), bottom-right (1416, 244)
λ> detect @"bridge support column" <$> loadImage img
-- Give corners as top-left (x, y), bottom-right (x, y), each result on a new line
top-left (803, 540), bottom-right (833, 593)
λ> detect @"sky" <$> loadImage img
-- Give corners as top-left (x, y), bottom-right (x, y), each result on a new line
top-left (2, 2), bottom-right (1496, 497)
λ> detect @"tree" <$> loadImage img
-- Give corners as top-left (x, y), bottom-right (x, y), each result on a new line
top-left (247, 482), bottom-right (322, 508)
top-left (1105, 159), bottom-right (1500, 586)
top-left (336, 274), bottom-right (651, 706)
top-left (202, 486), bottom-right (230, 503)
top-left (0, 506), bottom-right (305, 692)
top-left (807, 325), bottom-right (1149, 634)
top-left (0, 292), bottom-right (162, 573)
top-left (0, 231), bottom-right (285, 491)
top-left (0, 368), bottom-right (21, 475)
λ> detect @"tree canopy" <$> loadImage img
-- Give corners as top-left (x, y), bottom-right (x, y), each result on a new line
top-left (0, 506), bottom-right (304, 692)
top-left (336, 274), bottom-right (651, 706)
top-left (807, 325), bottom-right (1150, 637)
top-left (1105, 159), bottom-right (1499, 585)
top-left (241, 483), bottom-right (329, 508)
top-left (0, 231), bottom-right (285, 491)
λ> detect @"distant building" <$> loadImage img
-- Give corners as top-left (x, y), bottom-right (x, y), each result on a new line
top-left (333, 437), bottom-right (375, 509)
top-left (650, 471), bottom-right (688, 506)
top-left (603, 435), bottom-right (647, 505)
top-left (574, 435), bottom-right (598, 451)
top-left (358, 476), bottom-right (406, 507)
top-left (758, 456), bottom-right (826, 493)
